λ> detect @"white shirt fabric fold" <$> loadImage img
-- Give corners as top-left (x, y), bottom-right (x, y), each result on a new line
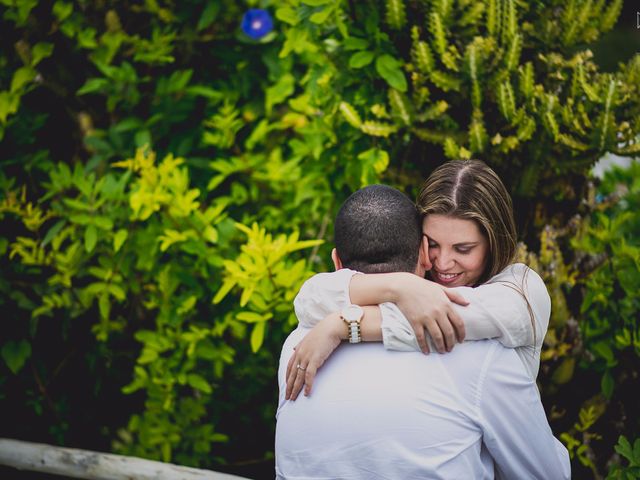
top-left (293, 263), bottom-right (550, 379)
top-left (276, 327), bottom-right (570, 479)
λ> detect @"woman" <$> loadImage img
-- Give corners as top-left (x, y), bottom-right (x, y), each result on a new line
top-left (286, 160), bottom-right (550, 400)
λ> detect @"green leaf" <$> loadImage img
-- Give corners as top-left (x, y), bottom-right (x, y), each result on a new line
top-left (551, 357), bottom-right (575, 385)
top-left (138, 348), bottom-right (158, 364)
top-left (108, 284), bottom-right (126, 301)
top-left (113, 229), bottom-right (128, 252)
top-left (358, 147), bottom-right (389, 174)
top-left (601, 370), bottom-right (614, 399)
top-left (301, 0), bottom-right (332, 5)
top-left (203, 225), bottom-right (218, 243)
top-left (53, 1), bottom-right (73, 22)
top-left (276, 7), bottom-right (298, 25)
top-left (265, 74), bottom-right (295, 115)
top-left (42, 220), bottom-right (66, 247)
top-left (77, 78), bottom-right (109, 95)
top-left (197, 2), bottom-right (220, 31)
top-left (339, 102), bottom-right (362, 128)
top-left (250, 321), bottom-right (266, 353)
top-left (1, 340), bottom-right (32, 374)
top-left (388, 88), bottom-right (412, 125)
top-left (62, 197), bottom-right (91, 211)
top-left (212, 279), bottom-right (236, 304)
top-left (31, 42), bottom-right (54, 66)
top-left (349, 51), bottom-right (375, 69)
top-left (185, 86), bottom-right (223, 101)
top-left (98, 293), bottom-right (110, 319)
top-left (343, 37), bottom-right (369, 51)
top-left (592, 341), bottom-right (616, 366)
top-left (195, 340), bottom-right (218, 360)
top-left (0, 91), bottom-right (20, 124)
top-left (187, 373), bottom-right (212, 394)
top-left (615, 436), bottom-right (633, 462)
top-left (385, 0), bottom-right (407, 30)
top-left (375, 55), bottom-right (407, 92)
top-left (11, 67), bottom-right (36, 93)
top-left (236, 311), bottom-right (272, 323)
top-left (85, 224), bottom-right (97, 252)
top-left (93, 216), bottom-right (113, 230)
top-left (310, 7), bottom-right (333, 24)
top-left (360, 121), bottom-right (398, 137)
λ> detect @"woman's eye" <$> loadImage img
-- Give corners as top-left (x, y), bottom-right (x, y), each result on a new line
top-left (428, 243), bottom-right (437, 248)
top-left (456, 248), bottom-right (471, 254)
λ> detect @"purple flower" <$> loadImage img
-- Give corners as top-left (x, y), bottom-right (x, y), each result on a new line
top-left (241, 9), bottom-right (274, 40)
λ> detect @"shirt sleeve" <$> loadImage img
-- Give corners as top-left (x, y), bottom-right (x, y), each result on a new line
top-left (451, 264), bottom-right (550, 350)
top-left (379, 303), bottom-right (421, 352)
top-left (476, 343), bottom-right (571, 479)
top-left (293, 269), bottom-right (360, 328)
top-left (380, 264), bottom-right (550, 357)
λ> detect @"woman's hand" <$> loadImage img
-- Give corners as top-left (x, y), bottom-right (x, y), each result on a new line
top-left (392, 275), bottom-right (469, 354)
top-left (286, 312), bottom-right (344, 401)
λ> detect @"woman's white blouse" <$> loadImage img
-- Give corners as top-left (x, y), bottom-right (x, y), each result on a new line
top-left (293, 263), bottom-right (551, 379)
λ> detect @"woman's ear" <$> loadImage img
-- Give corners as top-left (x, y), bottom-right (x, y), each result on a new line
top-left (331, 248), bottom-right (343, 271)
top-left (419, 235), bottom-right (432, 271)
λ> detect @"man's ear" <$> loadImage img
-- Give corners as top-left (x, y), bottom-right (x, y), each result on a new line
top-left (419, 235), bottom-right (432, 271)
top-left (331, 248), bottom-right (343, 271)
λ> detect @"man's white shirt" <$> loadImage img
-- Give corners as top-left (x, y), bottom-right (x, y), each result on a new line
top-left (276, 327), bottom-right (570, 479)
top-left (293, 263), bottom-right (549, 379)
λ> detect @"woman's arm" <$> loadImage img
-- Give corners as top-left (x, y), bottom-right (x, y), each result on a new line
top-left (349, 272), bottom-right (468, 353)
top-left (294, 270), bottom-right (468, 353)
top-left (380, 264), bottom-right (550, 378)
top-left (293, 269), bottom-right (360, 328)
top-left (285, 306), bottom-right (383, 400)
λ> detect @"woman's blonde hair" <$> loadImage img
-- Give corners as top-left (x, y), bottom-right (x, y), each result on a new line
top-left (417, 159), bottom-right (517, 285)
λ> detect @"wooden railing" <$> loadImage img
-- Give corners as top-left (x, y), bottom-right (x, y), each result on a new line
top-left (0, 438), bottom-right (251, 480)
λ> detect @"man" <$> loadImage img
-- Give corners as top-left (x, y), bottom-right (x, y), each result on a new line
top-left (275, 184), bottom-right (570, 479)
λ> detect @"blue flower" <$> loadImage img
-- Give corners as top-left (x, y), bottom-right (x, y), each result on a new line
top-left (241, 9), bottom-right (274, 40)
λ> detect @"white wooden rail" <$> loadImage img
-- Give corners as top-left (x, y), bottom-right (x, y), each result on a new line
top-left (0, 438), bottom-right (251, 480)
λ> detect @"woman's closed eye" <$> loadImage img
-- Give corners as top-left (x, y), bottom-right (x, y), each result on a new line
top-left (428, 241), bottom-right (472, 255)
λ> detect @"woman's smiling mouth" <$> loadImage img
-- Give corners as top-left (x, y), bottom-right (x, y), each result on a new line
top-left (434, 270), bottom-right (462, 284)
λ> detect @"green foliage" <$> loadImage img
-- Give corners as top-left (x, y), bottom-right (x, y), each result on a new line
top-left (607, 436), bottom-right (640, 480)
top-left (518, 160), bottom-right (640, 478)
top-left (561, 403), bottom-right (605, 475)
top-left (572, 162), bottom-right (640, 396)
top-left (1, 0), bottom-right (639, 476)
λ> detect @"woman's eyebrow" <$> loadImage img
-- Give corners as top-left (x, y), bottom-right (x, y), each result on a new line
top-left (422, 234), bottom-right (478, 248)
top-left (453, 242), bottom-right (479, 247)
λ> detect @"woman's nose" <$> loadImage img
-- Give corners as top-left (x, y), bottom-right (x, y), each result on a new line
top-left (434, 251), bottom-right (455, 271)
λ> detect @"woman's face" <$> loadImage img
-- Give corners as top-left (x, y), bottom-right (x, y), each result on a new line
top-left (423, 214), bottom-right (489, 287)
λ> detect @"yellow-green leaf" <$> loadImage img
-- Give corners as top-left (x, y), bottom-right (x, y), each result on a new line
top-left (250, 321), bottom-right (266, 352)
top-left (11, 67), bottom-right (36, 93)
top-left (1, 340), bottom-right (32, 374)
top-left (187, 373), bottom-right (212, 393)
top-left (212, 279), bottom-right (236, 304)
top-left (113, 229), bottom-right (128, 252)
top-left (84, 224), bottom-right (97, 252)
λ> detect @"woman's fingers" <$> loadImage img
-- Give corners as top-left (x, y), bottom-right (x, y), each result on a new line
top-left (425, 317), bottom-right (446, 353)
top-left (303, 364), bottom-right (318, 396)
top-left (286, 352), bottom-right (295, 384)
top-left (444, 288), bottom-right (470, 306)
top-left (289, 364), bottom-right (307, 401)
top-left (285, 354), bottom-right (300, 400)
top-left (436, 312), bottom-right (456, 352)
top-left (447, 306), bottom-right (466, 342)
top-left (415, 327), bottom-right (430, 354)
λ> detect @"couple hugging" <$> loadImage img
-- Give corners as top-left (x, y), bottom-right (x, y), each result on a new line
top-left (275, 160), bottom-right (571, 479)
